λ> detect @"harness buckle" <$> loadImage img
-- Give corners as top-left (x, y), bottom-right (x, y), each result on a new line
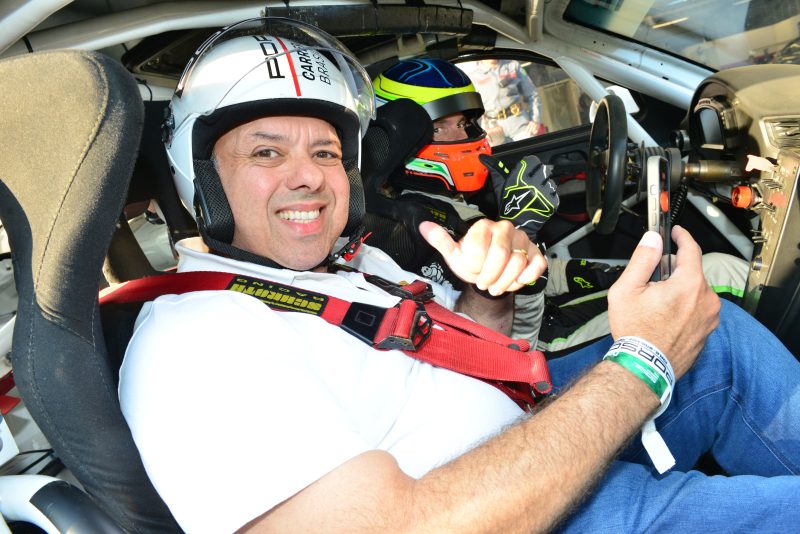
top-left (375, 300), bottom-right (432, 351)
top-left (340, 302), bottom-right (389, 347)
top-left (340, 300), bottom-right (432, 352)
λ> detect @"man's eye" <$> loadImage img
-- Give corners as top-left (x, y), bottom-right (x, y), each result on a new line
top-left (255, 148), bottom-right (279, 158)
top-left (315, 150), bottom-right (341, 160)
top-left (457, 122), bottom-right (466, 129)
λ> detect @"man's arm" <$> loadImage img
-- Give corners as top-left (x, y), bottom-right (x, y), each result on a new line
top-left (241, 226), bottom-right (720, 533)
top-left (248, 359), bottom-right (657, 533)
top-left (454, 284), bottom-right (514, 335)
top-left (434, 217), bottom-right (543, 336)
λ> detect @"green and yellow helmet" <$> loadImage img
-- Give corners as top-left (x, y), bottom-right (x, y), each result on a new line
top-left (374, 58), bottom-right (485, 122)
top-left (373, 58), bottom-right (491, 193)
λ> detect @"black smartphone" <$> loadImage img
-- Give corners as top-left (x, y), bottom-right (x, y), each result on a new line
top-left (646, 155), bottom-right (672, 281)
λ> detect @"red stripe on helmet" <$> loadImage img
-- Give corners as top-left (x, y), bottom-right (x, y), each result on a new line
top-left (275, 37), bottom-right (301, 96)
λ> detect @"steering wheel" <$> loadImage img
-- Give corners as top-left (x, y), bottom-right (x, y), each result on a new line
top-left (586, 94), bottom-right (628, 235)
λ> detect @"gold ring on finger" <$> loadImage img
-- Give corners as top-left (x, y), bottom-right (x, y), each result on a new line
top-left (512, 248), bottom-right (528, 259)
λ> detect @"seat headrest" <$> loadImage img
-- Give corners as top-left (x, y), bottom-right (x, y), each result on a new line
top-left (0, 49), bottom-right (144, 321)
top-left (361, 98), bottom-right (433, 203)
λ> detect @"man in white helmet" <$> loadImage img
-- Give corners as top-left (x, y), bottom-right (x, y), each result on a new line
top-left (119, 17), bottom-right (800, 534)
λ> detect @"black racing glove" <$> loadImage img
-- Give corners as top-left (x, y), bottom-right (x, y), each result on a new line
top-left (479, 154), bottom-right (560, 243)
top-left (479, 154), bottom-right (559, 296)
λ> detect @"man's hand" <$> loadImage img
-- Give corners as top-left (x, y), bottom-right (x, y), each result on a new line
top-left (485, 124), bottom-right (506, 145)
top-left (525, 120), bottom-right (543, 137)
top-left (479, 154), bottom-right (559, 242)
top-left (607, 225), bottom-right (721, 378)
top-left (419, 218), bottom-right (547, 296)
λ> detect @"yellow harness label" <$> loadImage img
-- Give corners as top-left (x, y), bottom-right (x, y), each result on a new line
top-left (226, 276), bottom-right (327, 315)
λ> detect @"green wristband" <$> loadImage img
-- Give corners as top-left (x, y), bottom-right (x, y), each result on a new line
top-left (605, 352), bottom-right (670, 399)
top-left (603, 336), bottom-right (676, 474)
top-left (602, 336), bottom-right (674, 410)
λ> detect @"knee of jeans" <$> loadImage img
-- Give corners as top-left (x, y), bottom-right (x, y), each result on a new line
top-left (700, 300), bottom-right (745, 366)
top-left (708, 299), bottom-right (775, 370)
top-left (716, 299), bottom-right (768, 338)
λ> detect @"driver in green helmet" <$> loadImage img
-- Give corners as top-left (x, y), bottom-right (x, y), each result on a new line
top-left (368, 58), bottom-right (750, 352)
top-left (369, 58), bottom-right (631, 348)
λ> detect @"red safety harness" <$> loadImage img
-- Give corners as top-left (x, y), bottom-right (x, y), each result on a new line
top-left (100, 270), bottom-right (552, 410)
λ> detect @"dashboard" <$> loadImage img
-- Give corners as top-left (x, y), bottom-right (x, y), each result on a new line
top-left (684, 64), bottom-right (800, 355)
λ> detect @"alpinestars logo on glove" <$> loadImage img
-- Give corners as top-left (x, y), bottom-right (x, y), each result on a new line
top-left (501, 159), bottom-right (557, 223)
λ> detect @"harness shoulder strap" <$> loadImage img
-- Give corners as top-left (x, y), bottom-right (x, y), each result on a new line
top-left (101, 271), bottom-right (552, 409)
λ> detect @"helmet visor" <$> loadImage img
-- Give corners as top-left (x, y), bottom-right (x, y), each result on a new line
top-left (423, 91), bottom-right (484, 123)
top-left (175, 17), bottom-right (375, 135)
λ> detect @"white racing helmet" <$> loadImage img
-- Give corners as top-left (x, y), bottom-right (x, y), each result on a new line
top-left (163, 17), bottom-right (375, 265)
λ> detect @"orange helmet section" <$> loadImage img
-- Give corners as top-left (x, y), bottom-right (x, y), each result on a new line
top-left (404, 134), bottom-right (492, 192)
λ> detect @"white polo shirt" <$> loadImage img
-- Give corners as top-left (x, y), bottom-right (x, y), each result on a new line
top-left (119, 238), bottom-right (523, 534)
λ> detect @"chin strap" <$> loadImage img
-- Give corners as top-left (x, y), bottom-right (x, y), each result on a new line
top-left (202, 224), bottom-right (372, 272)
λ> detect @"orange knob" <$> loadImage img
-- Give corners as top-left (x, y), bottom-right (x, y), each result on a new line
top-left (732, 185), bottom-right (753, 209)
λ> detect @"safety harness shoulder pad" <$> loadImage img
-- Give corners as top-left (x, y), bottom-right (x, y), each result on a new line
top-left (100, 271), bottom-right (552, 410)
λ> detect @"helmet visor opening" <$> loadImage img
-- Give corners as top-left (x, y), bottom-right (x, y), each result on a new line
top-left (430, 116), bottom-right (486, 145)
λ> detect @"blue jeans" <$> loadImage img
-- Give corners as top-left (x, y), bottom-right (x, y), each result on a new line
top-left (548, 300), bottom-right (800, 532)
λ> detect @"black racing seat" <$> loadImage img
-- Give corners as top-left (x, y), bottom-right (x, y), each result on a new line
top-left (361, 98), bottom-right (440, 271)
top-left (0, 49), bottom-right (181, 532)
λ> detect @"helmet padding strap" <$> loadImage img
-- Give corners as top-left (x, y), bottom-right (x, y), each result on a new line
top-left (192, 99), bottom-right (361, 161)
top-left (343, 158), bottom-right (366, 236)
top-left (193, 158), bottom-right (235, 244)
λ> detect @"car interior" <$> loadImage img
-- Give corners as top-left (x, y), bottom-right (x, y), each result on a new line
top-left (1, 0), bottom-right (799, 531)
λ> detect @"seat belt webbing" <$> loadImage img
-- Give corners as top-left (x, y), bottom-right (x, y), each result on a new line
top-left (101, 271), bottom-right (552, 408)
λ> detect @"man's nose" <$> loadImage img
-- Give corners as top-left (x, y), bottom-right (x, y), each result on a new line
top-left (286, 155), bottom-right (325, 190)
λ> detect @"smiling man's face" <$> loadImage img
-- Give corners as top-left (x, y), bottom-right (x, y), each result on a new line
top-left (212, 115), bottom-right (350, 271)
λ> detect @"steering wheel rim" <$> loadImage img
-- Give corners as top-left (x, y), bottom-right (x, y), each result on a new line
top-left (586, 94), bottom-right (628, 235)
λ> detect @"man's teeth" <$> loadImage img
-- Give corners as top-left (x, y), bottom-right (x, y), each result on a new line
top-left (278, 209), bottom-right (320, 223)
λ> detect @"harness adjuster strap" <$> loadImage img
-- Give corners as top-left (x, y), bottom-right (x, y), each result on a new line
top-left (403, 280), bottom-right (435, 302)
top-left (340, 300), bottom-right (432, 352)
top-left (362, 273), bottom-right (434, 303)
